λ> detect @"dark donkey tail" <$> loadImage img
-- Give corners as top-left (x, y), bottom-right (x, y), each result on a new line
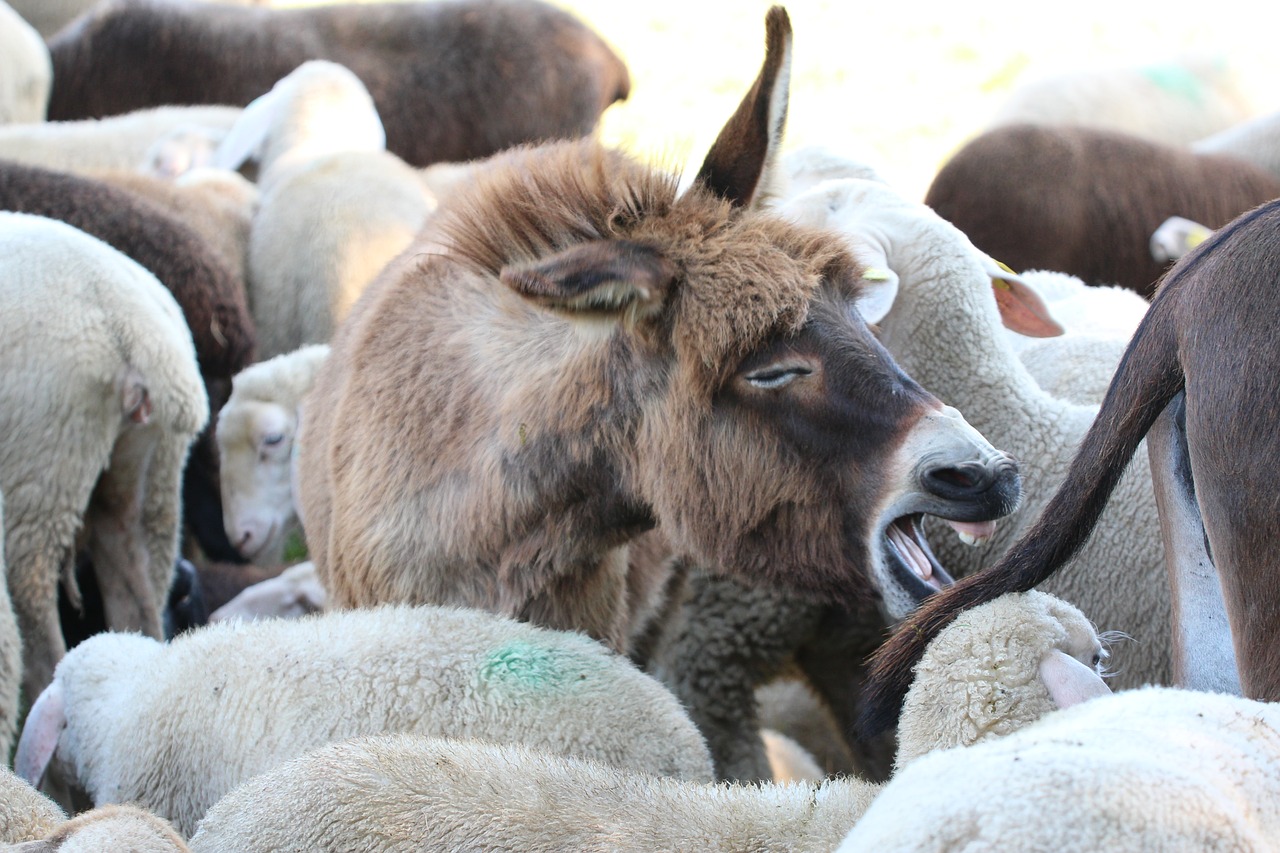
top-left (858, 262), bottom-right (1191, 739)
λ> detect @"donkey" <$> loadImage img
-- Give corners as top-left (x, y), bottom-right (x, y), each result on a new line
top-left (296, 7), bottom-right (1021, 654)
top-left (862, 197), bottom-right (1280, 737)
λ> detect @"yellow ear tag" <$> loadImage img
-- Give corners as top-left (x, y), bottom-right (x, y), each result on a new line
top-left (992, 259), bottom-right (1019, 291)
top-left (1186, 225), bottom-right (1212, 249)
top-left (863, 267), bottom-right (892, 281)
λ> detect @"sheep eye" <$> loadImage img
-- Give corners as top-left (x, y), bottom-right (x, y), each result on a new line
top-left (262, 433), bottom-right (285, 447)
top-left (745, 365), bottom-right (812, 389)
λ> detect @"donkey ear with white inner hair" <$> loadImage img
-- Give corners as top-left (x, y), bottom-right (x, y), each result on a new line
top-left (691, 5), bottom-right (793, 209)
top-left (500, 240), bottom-right (678, 321)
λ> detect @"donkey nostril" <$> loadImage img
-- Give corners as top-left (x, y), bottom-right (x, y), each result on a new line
top-left (932, 467), bottom-right (976, 489)
top-left (924, 462), bottom-right (990, 495)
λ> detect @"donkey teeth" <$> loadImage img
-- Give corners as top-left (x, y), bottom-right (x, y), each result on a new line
top-left (956, 530), bottom-right (990, 547)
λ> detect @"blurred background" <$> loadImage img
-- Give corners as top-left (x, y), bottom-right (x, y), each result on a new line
top-left (545, 0), bottom-right (1280, 198)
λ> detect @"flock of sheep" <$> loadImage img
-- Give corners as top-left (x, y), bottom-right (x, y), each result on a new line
top-left (1, 0), bottom-right (1280, 850)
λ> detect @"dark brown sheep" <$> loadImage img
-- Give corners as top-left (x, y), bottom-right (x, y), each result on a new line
top-left (863, 197), bottom-right (1280, 737)
top-left (0, 159), bottom-right (257, 564)
top-left (924, 123), bottom-right (1280, 297)
top-left (46, 0), bottom-right (631, 168)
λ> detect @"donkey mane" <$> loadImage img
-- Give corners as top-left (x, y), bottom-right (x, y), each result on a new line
top-left (436, 137), bottom-right (862, 389)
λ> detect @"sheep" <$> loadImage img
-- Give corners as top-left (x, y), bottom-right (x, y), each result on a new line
top-left (185, 590), bottom-right (1110, 852)
top-left (0, 0), bottom-right (50, 124)
top-left (0, 211), bottom-right (207, 719)
top-left (649, 175), bottom-right (1168, 782)
top-left (861, 195), bottom-right (1280, 729)
top-left (840, 687), bottom-right (1280, 851)
top-left (778, 179), bottom-right (1172, 680)
top-left (1192, 108), bottom-right (1280, 179)
top-left (214, 61), bottom-right (437, 359)
top-left (0, 159), bottom-right (257, 565)
top-left (1150, 214), bottom-right (1214, 263)
top-left (297, 8), bottom-right (1021, 664)
top-left (1, 766), bottom-right (65, 844)
top-left (8, 805), bottom-right (190, 853)
top-left (46, 0), bottom-right (632, 169)
top-left (986, 57), bottom-right (1257, 145)
top-left (0, 492), bottom-right (19, 758)
top-left (207, 561), bottom-right (324, 624)
top-left (216, 344), bottom-right (329, 565)
top-left (923, 123), bottom-right (1280, 297)
top-left (93, 167), bottom-right (259, 291)
top-left (15, 604), bottom-right (716, 837)
top-left (1004, 269), bottom-right (1149, 405)
top-left (0, 106), bottom-right (243, 176)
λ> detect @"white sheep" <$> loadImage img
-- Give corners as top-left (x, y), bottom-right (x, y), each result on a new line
top-left (0, 212), bottom-right (208, 722)
top-left (14, 603), bottom-right (716, 837)
top-left (212, 60), bottom-right (436, 359)
top-left (1, 765), bottom-right (65, 844)
top-left (8, 805), bottom-right (190, 853)
top-left (207, 560), bottom-right (325, 624)
top-left (1003, 268), bottom-right (1150, 405)
top-left (776, 178), bottom-right (1172, 692)
top-left (0, 105), bottom-right (243, 176)
top-left (987, 56), bottom-right (1257, 145)
top-left (1150, 214), bottom-right (1214, 263)
top-left (186, 591), bottom-right (1110, 852)
top-left (215, 344), bottom-right (329, 564)
top-left (0, 492), bottom-right (20, 761)
top-left (840, 686), bottom-right (1280, 851)
top-left (0, 0), bottom-right (50, 124)
top-left (1192, 108), bottom-right (1280, 179)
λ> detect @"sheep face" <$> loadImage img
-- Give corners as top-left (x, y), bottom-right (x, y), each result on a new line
top-left (216, 400), bottom-right (297, 565)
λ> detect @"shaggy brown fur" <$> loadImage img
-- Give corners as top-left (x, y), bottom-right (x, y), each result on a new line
top-left (925, 123), bottom-right (1280, 297)
top-left (46, 0), bottom-right (630, 168)
top-left (299, 9), bottom-right (1020, 655)
top-left (863, 198), bottom-right (1280, 735)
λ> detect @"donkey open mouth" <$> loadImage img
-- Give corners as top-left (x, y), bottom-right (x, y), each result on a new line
top-left (873, 406), bottom-right (1021, 621)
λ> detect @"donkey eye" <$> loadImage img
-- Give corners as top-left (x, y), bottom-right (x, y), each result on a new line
top-left (745, 365), bottom-right (812, 389)
top-left (262, 433), bottom-right (285, 447)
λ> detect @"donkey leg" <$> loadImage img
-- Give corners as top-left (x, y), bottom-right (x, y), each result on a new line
top-left (1148, 394), bottom-right (1240, 694)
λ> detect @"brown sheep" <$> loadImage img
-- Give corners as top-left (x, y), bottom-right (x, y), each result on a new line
top-left (46, 0), bottom-right (630, 168)
top-left (297, 8), bottom-right (1022, 654)
top-left (924, 123), bottom-right (1280, 297)
top-left (863, 196), bottom-right (1280, 735)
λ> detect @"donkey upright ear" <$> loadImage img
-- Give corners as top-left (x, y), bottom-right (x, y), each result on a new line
top-left (501, 240), bottom-right (678, 322)
top-left (693, 6), bottom-right (793, 208)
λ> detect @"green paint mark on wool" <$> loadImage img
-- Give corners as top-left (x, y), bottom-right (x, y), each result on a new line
top-left (1141, 64), bottom-right (1205, 103)
top-left (479, 641), bottom-right (570, 692)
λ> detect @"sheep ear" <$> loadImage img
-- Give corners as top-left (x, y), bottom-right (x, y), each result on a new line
top-left (500, 240), bottom-right (678, 321)
top-left (990, 268), bottom-right (1064, 338)
top-left (853, 245), bottom-right (900, 325)
top-left (14, 681), bottom-right (67, 787)
top-left (1038, 649), bottom-right (1111, 709)
top-left (212, 86), bottom-right (281, 171)
top-left (692, 6), bottom-right (792, 209)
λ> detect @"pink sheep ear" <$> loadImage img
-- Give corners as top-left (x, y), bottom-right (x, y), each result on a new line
top-left (500, 240), bottom-right (677, 321)
top-left (991, 274), bottom-right (1064, 338)
top-left (14, 680), bottom-right (67, 787)
top-left (1038, 649), bottom-right (1112, 709)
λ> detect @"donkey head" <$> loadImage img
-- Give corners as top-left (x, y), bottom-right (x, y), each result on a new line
top-left (446, 7), bottom-right (1020, 619)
